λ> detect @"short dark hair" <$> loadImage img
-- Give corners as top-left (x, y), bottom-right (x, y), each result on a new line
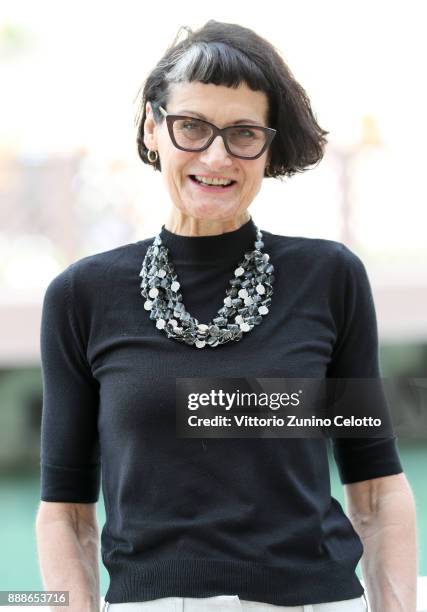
top-left (134, 20), bottom-right (329, 180)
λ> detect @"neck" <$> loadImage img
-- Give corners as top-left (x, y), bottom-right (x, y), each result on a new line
top-left (164, 209), bottom-right (251, 237)
top-left (158, 215), bottom-right (258, 264)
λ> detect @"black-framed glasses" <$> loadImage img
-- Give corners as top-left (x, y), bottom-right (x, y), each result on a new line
top-left (158, 105), bottom-right (276, 160)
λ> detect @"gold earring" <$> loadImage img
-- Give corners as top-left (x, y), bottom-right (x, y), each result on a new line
top-left (265, 164), bottom-right (274, 177)
top-left (147, 149), bottom-right (158, 163)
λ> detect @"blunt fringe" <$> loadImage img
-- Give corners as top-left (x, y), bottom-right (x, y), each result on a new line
top-left (134, 20), bottom-right (329, 179)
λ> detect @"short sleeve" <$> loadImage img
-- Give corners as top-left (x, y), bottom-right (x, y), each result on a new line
top-left (327, 245), bottom-right (404, 485)
top-left (39, 265), bottom-right (101, 502)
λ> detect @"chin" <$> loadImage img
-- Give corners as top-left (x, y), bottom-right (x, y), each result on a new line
top-left (190, 202), bottom-right (241, 219)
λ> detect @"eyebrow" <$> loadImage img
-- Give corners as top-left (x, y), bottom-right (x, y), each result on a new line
top-left (175, 110), bottom-right (263, 126)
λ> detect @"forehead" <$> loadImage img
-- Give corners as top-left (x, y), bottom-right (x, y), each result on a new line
top-left (167, 81), bottom-right (269, 124)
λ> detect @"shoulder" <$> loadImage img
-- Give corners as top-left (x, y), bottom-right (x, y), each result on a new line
top-left (69, 239), bottom-right (151, 280)
top-left (43, 239), bottom-right (152, 306)
top-left (262, 229), bottom-right (366, 275)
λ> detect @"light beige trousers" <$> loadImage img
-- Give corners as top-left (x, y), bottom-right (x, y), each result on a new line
top-left (103, 593), bottom-right (368, 611)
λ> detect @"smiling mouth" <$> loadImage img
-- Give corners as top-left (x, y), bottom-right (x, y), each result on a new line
top-left (189, 175), bottom-right (237, 188)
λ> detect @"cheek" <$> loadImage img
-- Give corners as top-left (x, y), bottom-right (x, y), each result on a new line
top-left (241, 162), bottom-right (265, 188)
top-left (173, 153), bottom-right (198, 183)
top-left (157, 133), bottom-right (190, 173)
top-left (161, 156), bottom-right (189, 188)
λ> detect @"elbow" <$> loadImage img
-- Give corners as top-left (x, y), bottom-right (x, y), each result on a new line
top-left (345, 473), bottom-right (416, 539)
top-left (36, 501), bottom-right (99, 537)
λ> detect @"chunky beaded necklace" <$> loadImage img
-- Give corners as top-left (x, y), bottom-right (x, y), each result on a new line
top-left (139, 223), bottom-right (275, 348)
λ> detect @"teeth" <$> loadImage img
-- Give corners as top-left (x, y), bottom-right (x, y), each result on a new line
top-left (194, 175), bottom-right (233, 186)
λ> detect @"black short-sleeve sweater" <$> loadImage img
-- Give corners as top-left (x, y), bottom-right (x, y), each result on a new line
top-left (39, 216), bottom-right (403, 606)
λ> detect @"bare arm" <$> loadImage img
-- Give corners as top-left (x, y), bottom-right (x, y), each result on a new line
top-left (35, 501), bottom-right (100, 612)
top-left (344, 472), bottom-right (418, 612)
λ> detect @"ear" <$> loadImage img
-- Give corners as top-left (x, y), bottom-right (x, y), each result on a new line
top-left (143, 102), bottom-right (158, 150)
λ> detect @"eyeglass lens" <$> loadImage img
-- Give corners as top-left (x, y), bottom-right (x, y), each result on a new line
top-left (172, 118), bottom-right (268, 157)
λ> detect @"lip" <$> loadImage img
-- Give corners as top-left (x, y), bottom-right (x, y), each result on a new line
top-left (188, 174), bottom-right (237, 193)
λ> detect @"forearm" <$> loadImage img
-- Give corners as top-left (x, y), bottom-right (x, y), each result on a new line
top-left (36, 515), bottom-right (100, 612)
top-left (349, 483), bottom-right (417, 612)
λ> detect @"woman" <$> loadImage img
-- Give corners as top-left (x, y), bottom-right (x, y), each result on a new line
top-left (37, 20), bottom-right (417, 612)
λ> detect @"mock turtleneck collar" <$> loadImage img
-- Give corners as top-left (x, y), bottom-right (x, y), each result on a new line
top-left (158, 216), bottom-right (258, 262)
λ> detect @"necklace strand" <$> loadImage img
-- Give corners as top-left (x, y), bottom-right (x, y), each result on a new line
top-left (139, 223), bottom-right (275, 348)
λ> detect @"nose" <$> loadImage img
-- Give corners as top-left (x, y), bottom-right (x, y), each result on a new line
top-left (198, 134), bottom-right (233, 169)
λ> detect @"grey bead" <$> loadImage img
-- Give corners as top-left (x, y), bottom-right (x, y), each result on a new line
top-left (227, 324), bottom-right (239, 332)
top-left (212, 316), bottom-right (227, 326)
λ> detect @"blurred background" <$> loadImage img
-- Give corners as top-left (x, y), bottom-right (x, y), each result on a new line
top-left (0, 0), bottom-right (426, 608)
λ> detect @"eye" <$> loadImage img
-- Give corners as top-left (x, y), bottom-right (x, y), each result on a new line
top-left (182, 121), bottom-right (200, 130)
top-left (235, 128), bottom-right (257, 138)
